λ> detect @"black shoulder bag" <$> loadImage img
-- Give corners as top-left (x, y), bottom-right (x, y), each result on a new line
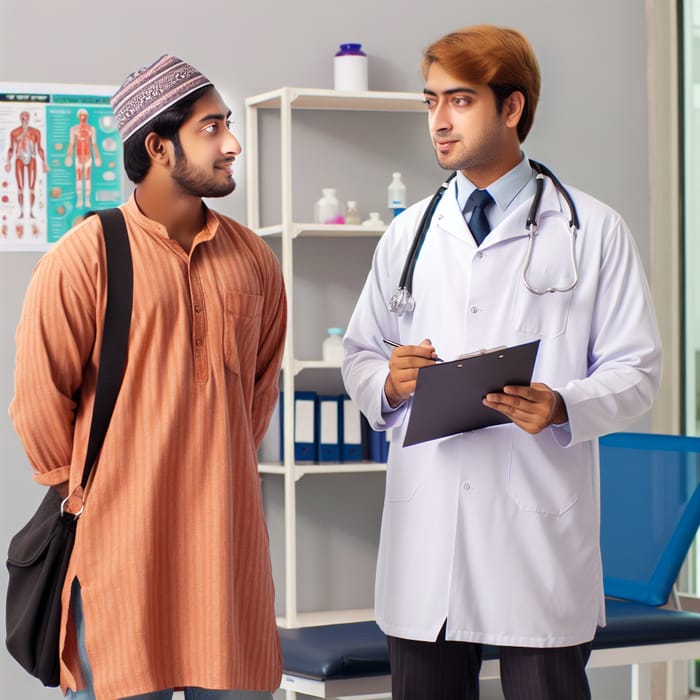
top-left (5, 208), bottom-right (133, 687)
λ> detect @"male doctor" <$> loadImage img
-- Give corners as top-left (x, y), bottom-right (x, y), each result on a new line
top-left (342, 24), bottom-right (662, 700)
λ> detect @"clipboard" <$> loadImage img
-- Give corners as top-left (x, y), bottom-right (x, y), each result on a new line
top-left (403, 339), bottom-right (541, 447)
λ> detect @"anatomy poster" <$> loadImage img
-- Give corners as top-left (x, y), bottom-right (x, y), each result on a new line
top-left (0, 82), bottom-right (123, 251)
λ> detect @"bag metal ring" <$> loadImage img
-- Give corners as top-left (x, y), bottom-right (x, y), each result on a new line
top-left (60, 493), bottom-right (84, 519)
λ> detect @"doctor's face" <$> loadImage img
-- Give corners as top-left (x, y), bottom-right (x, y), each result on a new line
top-left (424, 63), bottom-right (518, 185)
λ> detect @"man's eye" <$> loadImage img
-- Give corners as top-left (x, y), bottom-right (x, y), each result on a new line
top-left (423, 99), bottom-right (435, 110)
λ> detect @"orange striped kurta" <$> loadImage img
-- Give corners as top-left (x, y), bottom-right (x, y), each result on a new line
top-left (9, 195), bottom-right (286, 698)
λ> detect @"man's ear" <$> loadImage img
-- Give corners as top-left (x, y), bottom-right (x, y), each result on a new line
top-left (503, 91), bottom-right (526, 129)
top-left (144, 132), bottom-right (172, 165)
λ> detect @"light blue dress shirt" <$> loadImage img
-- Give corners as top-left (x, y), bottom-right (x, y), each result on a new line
top-left (457, 152), bottom-right (537, 232)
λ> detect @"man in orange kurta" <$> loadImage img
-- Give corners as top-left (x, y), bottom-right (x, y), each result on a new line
top-left (10, 55), bottom-right (286, 699)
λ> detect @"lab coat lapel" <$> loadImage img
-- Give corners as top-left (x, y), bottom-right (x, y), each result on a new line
top-left (431, 178), bottom-right (474, 243)
top-left (430, 173), bottom-right (569, 248)
top-left (479, 177), bottom-right (568, 249)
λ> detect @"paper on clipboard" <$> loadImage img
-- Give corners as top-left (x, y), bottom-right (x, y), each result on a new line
top-left (403, 340), bottom-right (541, 447)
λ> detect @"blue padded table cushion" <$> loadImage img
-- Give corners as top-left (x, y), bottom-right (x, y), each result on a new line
top-left (279, 601), bottom-right (700, 681)
top-left (597, 599), bottom-right (700, 647)
top-left (279, 621), bottom-right (388, 680)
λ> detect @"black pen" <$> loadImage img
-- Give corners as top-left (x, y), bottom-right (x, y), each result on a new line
top-left (383, 338), bottom-right (444, 363)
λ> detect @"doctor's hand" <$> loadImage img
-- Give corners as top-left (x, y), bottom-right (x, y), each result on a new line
top-left (384, 338), bottom-right (440, 408)
top-left (482, 382), bottom-right (568, 434)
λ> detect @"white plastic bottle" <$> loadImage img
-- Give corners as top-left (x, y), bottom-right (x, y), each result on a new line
top-left (322, 327), bottom-right (345, 363)
top-left (387, 172), bottom-right (407, 217)
top-left (334, 44), bottom-right (368, 91)
top-left (314, 188), bottom-right (343, 224)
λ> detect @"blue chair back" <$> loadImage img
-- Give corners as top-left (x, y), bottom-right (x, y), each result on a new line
top-left (600, 432), bottom-right (700, 606)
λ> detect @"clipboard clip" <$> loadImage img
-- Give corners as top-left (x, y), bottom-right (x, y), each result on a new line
top-left (456, 345), bottom-right (508, 361)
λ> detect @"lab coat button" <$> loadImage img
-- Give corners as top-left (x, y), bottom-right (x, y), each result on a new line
top-left (463, 482), bottom-right (471, 491)
top-left (476, 252), bottom-right (484, 259)
top-left (470, 306), bottom-right (478, 314)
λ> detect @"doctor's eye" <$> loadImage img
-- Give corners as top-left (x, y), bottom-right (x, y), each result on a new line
top-left (422, 98), bottom-right (436, 110)
top-left (450, 95), bottom-right (472, 107)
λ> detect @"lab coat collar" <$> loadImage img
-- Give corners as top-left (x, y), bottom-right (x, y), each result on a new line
top-left (433, 174), bottom-right (570, 249)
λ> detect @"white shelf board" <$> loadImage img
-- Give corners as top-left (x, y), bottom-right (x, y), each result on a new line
top-left (293, 359), bottom-right (342, 373)
top-left (277, 607), bottom-right (376, 629)
top-left (258, 462), bottom-right (387, 477)
top-left (246, 86), bottom-right (425, 112)
top-left (255, 223), bottom-right (385, 239)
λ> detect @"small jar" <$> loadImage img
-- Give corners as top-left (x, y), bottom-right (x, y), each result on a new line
top-left (362, 212), bottom-right (384, 227)
top-left (334, 43), bottom-right (368, 92)
top-left (314, 188), bottom-right (344, 224)
top-left (322, 327), bottom-right (345, 363)
top-left (345, 200), bottom-right (362, 225)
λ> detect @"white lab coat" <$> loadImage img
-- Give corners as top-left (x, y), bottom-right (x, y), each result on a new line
top-left (342, 176), bottom-right (662, 647)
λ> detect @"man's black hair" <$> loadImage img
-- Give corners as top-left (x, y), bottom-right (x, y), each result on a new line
top-left (122, 85), bottom-right (212, 183)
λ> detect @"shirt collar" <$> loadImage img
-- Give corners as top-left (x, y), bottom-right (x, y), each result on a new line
top-left (456, 152), bottom-right (533, 214)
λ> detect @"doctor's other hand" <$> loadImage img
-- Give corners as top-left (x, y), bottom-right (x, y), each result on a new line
top-left (482, 382), bottom-right (568, 434)
top-left (384, 338), bottom-right (440, 408)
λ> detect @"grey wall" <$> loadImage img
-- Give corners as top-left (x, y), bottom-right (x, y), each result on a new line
top-left (0, 0), bottom-right (651, 697)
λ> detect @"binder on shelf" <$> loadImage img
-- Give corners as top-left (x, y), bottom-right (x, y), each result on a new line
top-left (316, 395), bottom-right (341, 462)
top-left (294, 391), bottom-right (317, 462)
top-left (368, 427), bottom-right (390, 463)
top-left (340, 394), bottom-right (363, 462)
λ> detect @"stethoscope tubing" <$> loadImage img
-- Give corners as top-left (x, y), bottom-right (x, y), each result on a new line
top-left (389, 160), bottom-right (580, 315)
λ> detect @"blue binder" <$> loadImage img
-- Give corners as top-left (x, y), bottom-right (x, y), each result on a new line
top-left (294, 391), bottom-right (317, 462)
top-left (316, 395), bottom-right (341, 462)
top-left (369, 427), bottom-right (390, 463)
top-left (340, 394), bottom-right (363, 462)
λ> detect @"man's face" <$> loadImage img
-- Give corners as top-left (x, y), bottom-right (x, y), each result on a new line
top-left (170, 88), bottom-right (241, 199)
top-left (423, 62), bottom-right (513, 179)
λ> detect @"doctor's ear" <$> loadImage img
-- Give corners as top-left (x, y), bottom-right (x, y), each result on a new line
top-left (502, 91), bottom-right (526, 129)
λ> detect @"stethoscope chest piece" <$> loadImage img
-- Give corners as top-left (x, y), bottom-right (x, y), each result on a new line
top-left (389, 287), bottom-right (415, 316)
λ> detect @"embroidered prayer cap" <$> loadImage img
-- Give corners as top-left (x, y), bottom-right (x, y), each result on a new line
top-left (111, 54), bottom-right (213, 142)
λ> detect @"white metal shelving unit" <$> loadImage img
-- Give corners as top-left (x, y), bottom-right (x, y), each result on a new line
top-left (245, 86), bottom-right (425, 628)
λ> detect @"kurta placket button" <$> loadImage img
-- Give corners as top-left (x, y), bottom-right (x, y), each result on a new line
top-left (470, 306), bottom-right (479, 314)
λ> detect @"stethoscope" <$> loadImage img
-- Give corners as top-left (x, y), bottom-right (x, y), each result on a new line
top-left (388, 160), bottom-right (581, 316)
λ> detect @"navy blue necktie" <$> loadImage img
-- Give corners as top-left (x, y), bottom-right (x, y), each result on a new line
top-left (465, 189), bottom-right (494, 245)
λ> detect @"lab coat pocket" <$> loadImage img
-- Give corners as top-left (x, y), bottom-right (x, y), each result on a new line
top-left (512, 284), bottom-right (573, 339)
top-left (511, 213), bottom-right (574, 338)
top-left (385, 459), bottom-right (425, 502)
top-left (507, 431), bottom-right (582, 516)
top-left (223, 291), bottom-right (263, 375)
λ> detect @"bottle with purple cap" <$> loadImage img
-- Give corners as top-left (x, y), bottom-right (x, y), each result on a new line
top-left (334, 43), bottom-right (368, 92)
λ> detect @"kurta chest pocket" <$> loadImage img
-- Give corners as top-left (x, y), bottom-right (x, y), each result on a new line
top-left (224, 291), bottom-right (263, 374)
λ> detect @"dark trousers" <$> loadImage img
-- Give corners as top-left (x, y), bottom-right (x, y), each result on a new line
top-left (387, 623), bottom-right (592, 700)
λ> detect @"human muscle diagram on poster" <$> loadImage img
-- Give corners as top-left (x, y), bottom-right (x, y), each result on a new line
top-left (0, 82), bottom-right (124, 252)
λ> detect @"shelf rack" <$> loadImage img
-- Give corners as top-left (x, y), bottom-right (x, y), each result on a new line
top-left (245, 87), bottom-right (424, 628)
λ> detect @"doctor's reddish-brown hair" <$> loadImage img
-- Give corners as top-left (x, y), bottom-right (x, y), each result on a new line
top-left (422, 25), bottom-right (541, 142)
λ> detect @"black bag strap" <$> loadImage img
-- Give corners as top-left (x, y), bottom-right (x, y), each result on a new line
top-left (78, 209), bottom-right (133, 492)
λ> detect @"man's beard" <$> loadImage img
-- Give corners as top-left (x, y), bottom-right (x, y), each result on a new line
top-left (171, 152), bottom-right (236, 198)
